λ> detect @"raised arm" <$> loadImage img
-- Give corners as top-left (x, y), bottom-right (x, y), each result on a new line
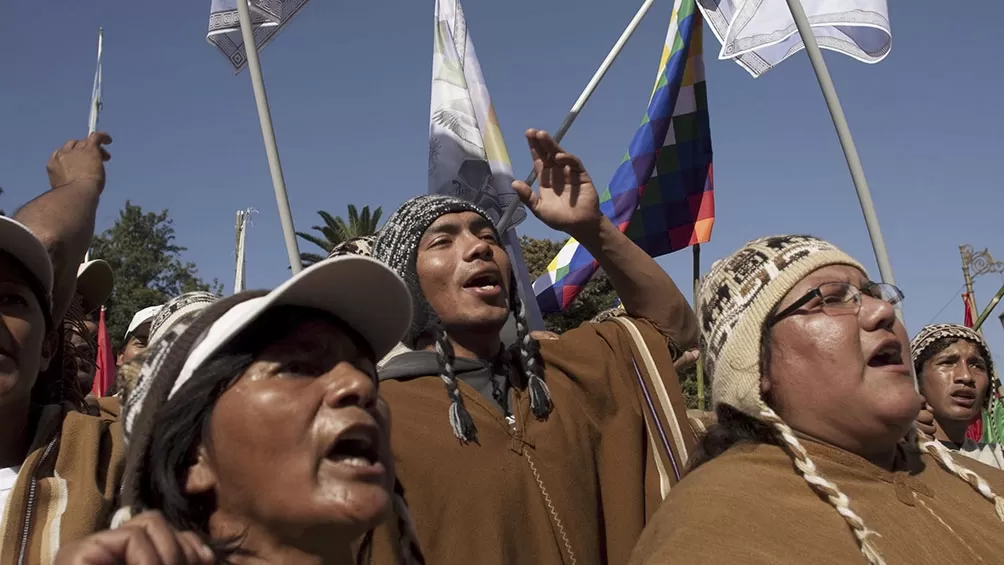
top-left (512, 129), bottom-right (697, 348)
top-left (14, 132), bottom-right (112, 324)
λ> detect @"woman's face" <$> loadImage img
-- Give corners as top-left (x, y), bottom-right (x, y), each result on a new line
top-left (185, 315), bottom-right (391, 544)
top-left (764, 265), bottom-right (921, 457)
top-left (920, 338), bottom-right (990, 425)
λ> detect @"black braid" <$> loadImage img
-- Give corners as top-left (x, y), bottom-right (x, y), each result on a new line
top-left (433, 325), bottom-right (477, 443)
top-left (510, 278), bottom-right (551, 419)
top-left (391, 480), bottom-right (426, 565)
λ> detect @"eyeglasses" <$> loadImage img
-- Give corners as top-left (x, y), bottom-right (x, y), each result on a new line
top-left (769, 281), bottom-right (904, 326)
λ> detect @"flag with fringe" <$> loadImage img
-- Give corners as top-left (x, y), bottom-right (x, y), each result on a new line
top-left (207, 0), bottom-right (311, 72)
top-left (533, 0), bottom-right (714, 313)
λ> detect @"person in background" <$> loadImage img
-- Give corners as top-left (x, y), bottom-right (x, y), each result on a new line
top-left (114, 293), bottom-right (217, 402)
top-left (0, 133), bottom-right (125, 563)
top-left (66, 259), bottom-right (115, 394)
top-left (63, 256), bottom-right (424, 565)
top-left (118, 305), bottom-right (160, 370)
top-left (367, 130), bottom-right (698, 565)
top-left (629, 235), bottom-right (1004, 565)
top-left (911, 323), bottom-right (1004, 469)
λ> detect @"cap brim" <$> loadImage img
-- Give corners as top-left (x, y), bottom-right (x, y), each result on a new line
top-left (77, 260), bottom-right (115, 313)
top-left (172, 256), bottom-right (412, 398)
top-left (261, 255), bottom-right (413, 359)
top-left (0, 216), bottom-right (54, 297)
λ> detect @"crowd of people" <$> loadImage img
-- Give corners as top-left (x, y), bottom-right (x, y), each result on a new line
top-left (1, 130), bottom-right (1002, 564)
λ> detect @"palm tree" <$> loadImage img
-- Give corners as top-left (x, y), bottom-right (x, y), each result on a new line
top-left (297, 205), bottom-right (382, 266)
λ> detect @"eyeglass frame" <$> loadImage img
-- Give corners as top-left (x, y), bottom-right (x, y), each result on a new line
top-left (768, 281), bottom-right (905, 326)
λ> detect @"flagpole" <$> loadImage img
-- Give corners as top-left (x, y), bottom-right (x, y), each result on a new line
top-left (974, 284), bottom-right (1004, 331)
top-left (693, 244), bottom-right (704, 410)
top-left (496, 0), bottom-right (656, 233)
top-left (783, 0), bottom-right (894, 287)
top-left (235, 0), bottom-right (302, 274)
top-left (86, 27), bottom-right (102, 134)
top-left (234, 210), bottom-right (248, 294)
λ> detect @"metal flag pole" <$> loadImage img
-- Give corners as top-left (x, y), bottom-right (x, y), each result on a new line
top-left (88, 27), bottom-right (103, 135)
top-left (783, 0), bottom-right (895, 287)
top-left (235, 0), bottom-right (302, 274)
top-left (784, 0), bottom-right (917, 390)
top-left (974, 284), bottom-right (1004, 331)
top-left (496, 0), bottom-right (657, 233)
top-left (234, 210), bottom-right (249, 294)
top-left (693, 244), bottom-right (704, 410)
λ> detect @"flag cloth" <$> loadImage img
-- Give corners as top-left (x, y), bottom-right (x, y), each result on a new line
top-left (90, 307), bottom-right (115, 397)
top-left (427, 0), bottom-right (526, 228)
top-left (696, 0), bottom-right (891, 78)
top-left (964, 293), bottom-right (975, 328)
top-left (533, 0), bottom-right (714, 314)
top-left (207, 0), bottom-right (311, 72)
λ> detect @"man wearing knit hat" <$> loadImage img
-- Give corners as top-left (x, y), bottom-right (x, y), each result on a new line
top-left (368, 130), bottom-right (698, 565)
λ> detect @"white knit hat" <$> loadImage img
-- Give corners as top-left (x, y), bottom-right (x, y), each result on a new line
top-left (699, 235), bottom-right (864, 417)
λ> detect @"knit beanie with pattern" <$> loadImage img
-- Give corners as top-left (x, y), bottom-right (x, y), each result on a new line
top-left (911, 323), bottom-right (996, 388)
top-left (698, 234), bottom-right (865, 418)
top-left (373, 195), bottom-right (551, 443)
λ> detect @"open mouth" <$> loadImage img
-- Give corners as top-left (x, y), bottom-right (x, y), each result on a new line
top-left (325, 426), bottom-right (381, 468)
top-left (867, 341), bottom-right (904, 368)
top-left (951, 389), bottom-right (978, 401)
top-left (463, 271), bottom-right (502, 292)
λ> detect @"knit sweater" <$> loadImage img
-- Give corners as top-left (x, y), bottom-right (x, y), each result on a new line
top-left (629, 436), bottom-right (1004, 564)
top-left (370, 317), bottom-right (697, 565)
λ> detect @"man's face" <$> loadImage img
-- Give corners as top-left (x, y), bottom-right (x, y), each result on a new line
top-left (117, 322), bottom-right (151, 368)
top-left (0, 253), bottom-right (54, 408)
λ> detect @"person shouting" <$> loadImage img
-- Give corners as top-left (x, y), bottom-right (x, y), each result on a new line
top-left (368, 129), bottom-right (698, 565)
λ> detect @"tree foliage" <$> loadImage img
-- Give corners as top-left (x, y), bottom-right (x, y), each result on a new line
top-left (297, 205), bottom-right (382, 266)
top-left (90, 202), bottom-right (222, 350)
top-left (519, 235), bottom-right (617, 333)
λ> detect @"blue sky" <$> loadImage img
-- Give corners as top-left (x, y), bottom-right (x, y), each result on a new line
top-left (2, 1), bottom-right (1002, 357)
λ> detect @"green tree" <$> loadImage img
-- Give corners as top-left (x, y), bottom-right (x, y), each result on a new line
top-left (520, 235), bottom-right (618, 334)
top-left (90, 202), bottom-right (223, 350)
top-left (1, 186), bottom-right (6, 216)
top-left (297, 205), bottom-right (382, 266)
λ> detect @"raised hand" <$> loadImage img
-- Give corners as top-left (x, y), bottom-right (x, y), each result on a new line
top-left (47, 132), bottom-right (112, 192)
top-left (54, 511), bottom-right (214, 565)
top-left (511, 129), bottom-right (602, 238)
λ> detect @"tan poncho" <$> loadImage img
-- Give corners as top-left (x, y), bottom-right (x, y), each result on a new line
top-left (370, 317), bottom-right (697, 565)
top-left (629, 436), bottom-right (1004, 564)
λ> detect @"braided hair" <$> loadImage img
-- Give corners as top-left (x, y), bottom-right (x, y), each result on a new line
top-left (373, 195), bottom-right (552, 443)
top-left (116, 291), bottom-right (424, 565)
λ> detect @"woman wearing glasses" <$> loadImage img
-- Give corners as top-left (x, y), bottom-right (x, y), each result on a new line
top-left (629, 235), bottom-right (1004, 565)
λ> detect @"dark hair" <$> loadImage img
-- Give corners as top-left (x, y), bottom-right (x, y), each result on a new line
top-left (914, 336), bottom-right (992, 409)
top-left (689, 311), bottom-right (781, 471)
top-left (136, 297), bottom-right (382, 562)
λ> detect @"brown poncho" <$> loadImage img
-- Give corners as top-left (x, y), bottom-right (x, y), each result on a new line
top-left (629, 436), bottom-right (1004, 564)
top-left (370, 317), bottom-right (697, 565)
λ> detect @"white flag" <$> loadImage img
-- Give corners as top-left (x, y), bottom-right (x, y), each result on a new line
top-left (697, 0), bottom-right (891, 77)
top-left (207, 0), bottom-right (310, 72)
top-left (428, 0), bottom-right (526, 227)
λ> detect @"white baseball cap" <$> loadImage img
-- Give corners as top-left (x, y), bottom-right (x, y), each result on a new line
top-left (168, 255), bottom-right (412, 399)
top-left (0, 216), bottom-right (53, 298)
top-left (77, 260), bottom-right (115, 313)
top-left (124, 305), bottom-right (162, 340)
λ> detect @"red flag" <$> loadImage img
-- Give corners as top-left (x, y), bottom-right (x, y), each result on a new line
top-left (961, 293), bottom-right (983, 441)
top-left (963, 293), bottom-right (975, 328)
top-left (91, 307), bottom-right (115, 397)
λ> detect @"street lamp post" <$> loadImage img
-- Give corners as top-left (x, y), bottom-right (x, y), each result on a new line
top-left (959, 245), bottom-right (1004, 332)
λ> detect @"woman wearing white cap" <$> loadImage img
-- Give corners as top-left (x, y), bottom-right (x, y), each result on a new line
top-left (58, 256), bottom-right (425, 564)
top-left (629, 235), bottom-right (1004, 565)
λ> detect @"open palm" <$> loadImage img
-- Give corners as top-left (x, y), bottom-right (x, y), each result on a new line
top-left (512, 129), bottom-right (602, 236)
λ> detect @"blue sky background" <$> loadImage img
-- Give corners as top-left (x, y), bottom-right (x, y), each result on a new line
top-left (2, 1), bottom-right (1002, 359)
